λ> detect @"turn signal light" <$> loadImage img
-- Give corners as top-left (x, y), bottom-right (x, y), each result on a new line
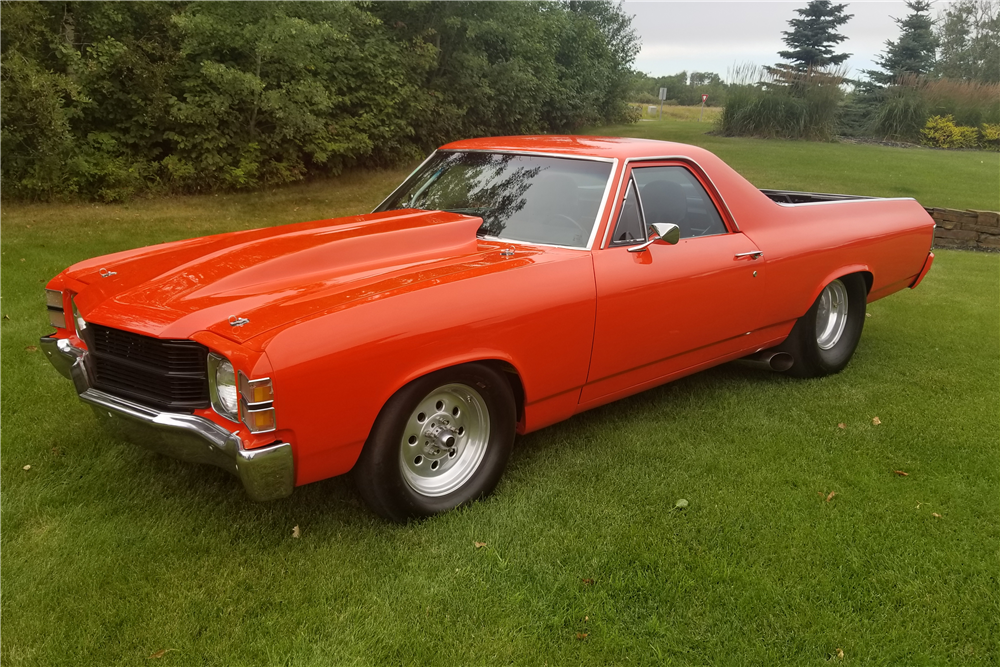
top-left (249, 406), bottom-right (275, 431)
top-left (238, 371), bottom-right (276, 434)
top-left (239, 373), bottom-right (274, 404)
top-left (46, 289), bottom-right (66, 329)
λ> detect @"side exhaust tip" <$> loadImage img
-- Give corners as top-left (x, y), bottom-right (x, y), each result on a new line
top-left (737, 351), bottom-right (794, 372)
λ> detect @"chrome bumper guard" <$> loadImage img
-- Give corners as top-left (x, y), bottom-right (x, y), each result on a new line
top-left (40, 335), bottom-right (294, 502)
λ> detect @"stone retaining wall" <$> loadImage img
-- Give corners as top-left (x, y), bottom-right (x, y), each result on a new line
top-left (925, 207), bottom-right (1000, 251)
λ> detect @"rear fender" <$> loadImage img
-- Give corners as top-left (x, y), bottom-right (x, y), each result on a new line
top-left (803, 265), bottom-right (872, 314)
top-left (909, 252), bottom-right (934, 289)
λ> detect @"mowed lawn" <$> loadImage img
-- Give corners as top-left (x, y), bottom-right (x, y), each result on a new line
top-left (2, 127), bottom-right (998, 665)
top-left (598, 116), bottom-right (1000, 212)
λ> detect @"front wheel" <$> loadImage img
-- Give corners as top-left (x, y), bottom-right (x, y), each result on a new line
top-left (352, 363), bottom-right (516, 522)
top-left (781, 274), bottom-right (867, 378)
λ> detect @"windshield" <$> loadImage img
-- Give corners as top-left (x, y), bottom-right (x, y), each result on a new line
top-left (377, 151), bottom-right (613, 248)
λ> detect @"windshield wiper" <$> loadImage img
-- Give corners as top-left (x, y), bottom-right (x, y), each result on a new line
top-left (441, 207), bottom-right (489, 216)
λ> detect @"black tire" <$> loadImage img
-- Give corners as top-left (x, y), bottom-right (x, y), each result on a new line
top-left (781, 274), bottom-right (867, 378)
top-left (352, 363), bottom-right (516, 522)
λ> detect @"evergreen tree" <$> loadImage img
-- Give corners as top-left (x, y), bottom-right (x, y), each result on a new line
top-left (776, 0), bottom-right (854, 74)
top-left (866, 1), bottom-right (938, 86)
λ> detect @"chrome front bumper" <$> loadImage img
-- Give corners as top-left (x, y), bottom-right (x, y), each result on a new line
top-left (40, 336), bottom-right (294, 501)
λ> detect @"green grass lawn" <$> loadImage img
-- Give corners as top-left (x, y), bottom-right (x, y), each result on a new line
top-left (2, 128), bottom-right (998, 665)
top-left (594, 117), bottom-right (1000, 212)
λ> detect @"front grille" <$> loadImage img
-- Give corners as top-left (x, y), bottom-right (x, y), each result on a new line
top-left (88, 324), bottom-right (210, 411)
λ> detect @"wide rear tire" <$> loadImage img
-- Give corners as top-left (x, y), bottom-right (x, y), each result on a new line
top-left (352, 363), bottom-right (516, 522)
top-left (782, 274), bottom-right (867, 378)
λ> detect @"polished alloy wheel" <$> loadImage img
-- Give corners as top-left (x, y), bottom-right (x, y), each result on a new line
top-left (815, 279), bottom-right (849, 350)
top-left (399, 383), bottom-right (490, 497)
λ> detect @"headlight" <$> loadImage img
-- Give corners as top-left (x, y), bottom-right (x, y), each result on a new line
top-left (207, 353), bottom-right (239, 421)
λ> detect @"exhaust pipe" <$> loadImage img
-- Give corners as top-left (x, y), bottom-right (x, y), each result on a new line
top-left (737, 351), bottom-right (794, 372)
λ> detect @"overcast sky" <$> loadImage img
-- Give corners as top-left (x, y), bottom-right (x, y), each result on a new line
top-left (623, 1), bottom-right (953, 82)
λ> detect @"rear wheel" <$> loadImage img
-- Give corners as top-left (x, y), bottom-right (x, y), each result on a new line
top-left (352, 363), bottom-right (516, 522)
top-left (782, 274), bottom-right (867, 378)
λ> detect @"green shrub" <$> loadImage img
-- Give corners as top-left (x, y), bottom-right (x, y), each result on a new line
top-left (868, 75), bottom-right (1000, 142)
top-left (717, 65), bottom-right (844, 140)
top-left (921, 114), bottom-right (983, 149)
top-left (869, 84), bottom-right (929, 140)
top-left (0, 1), bottom-right (641, 201)
top-left (981, 123), bottom-right (1000, 151)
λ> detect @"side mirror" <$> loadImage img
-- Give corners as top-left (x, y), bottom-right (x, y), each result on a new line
top-left (651, 223), bottom-right (680, 245)
top-left (627, 222), bottom-right (680, 253)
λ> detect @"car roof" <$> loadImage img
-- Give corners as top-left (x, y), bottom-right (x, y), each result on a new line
top-left (439, 135), bottom-right (709, 161)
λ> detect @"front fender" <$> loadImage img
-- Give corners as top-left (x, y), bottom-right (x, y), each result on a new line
top-left (257, 251), bottom-right (597, 486)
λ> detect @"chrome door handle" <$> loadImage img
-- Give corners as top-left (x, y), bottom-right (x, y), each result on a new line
top-left (735, 251), bottom-right (763, 260)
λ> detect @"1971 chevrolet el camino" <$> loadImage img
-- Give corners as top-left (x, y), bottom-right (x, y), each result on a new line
top-left (41, 136), bottom-right (936, 521)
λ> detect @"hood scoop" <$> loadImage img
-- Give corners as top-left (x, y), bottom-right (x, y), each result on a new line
top-left (78, 209), bottom-right (485, 342)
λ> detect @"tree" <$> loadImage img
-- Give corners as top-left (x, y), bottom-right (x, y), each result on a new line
top-left (934, 0), bottom-right (1000, 83)
top-left (776, 0), bottom-right (854, 74)
top-left (866, 1), bottom-right (938, 86)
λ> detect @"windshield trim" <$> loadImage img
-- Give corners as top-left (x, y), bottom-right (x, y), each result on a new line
top-left (374, 150), bottom-right (619, 251)
top-left (373, 149), bottom-right (442, 213)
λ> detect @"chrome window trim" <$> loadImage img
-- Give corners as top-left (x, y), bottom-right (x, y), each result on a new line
top-left (375, 149), bottom-right (618, 252)
top-left (600, 156), bottom-right (742, 249)
top-left (769, 196), bottom-right (916, 207)
top-left (372, 150), bottom-right (442, 213)
top-left (435, 148), bottom-right (617, 164)
top-left (584, 158), bottom-right (619, 250)
top-left (207, 352), bottom-right (239, 423)
top-left (609, 176), bottom-right (648, 247)
top-left (478, 236), bottom-right (589, 251)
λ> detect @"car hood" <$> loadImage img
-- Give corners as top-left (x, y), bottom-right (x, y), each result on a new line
top-left (64, 209), bottom-right (524, 344)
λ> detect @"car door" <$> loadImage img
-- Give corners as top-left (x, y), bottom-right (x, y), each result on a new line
top-left (583, 162), bottom-right (765, 404)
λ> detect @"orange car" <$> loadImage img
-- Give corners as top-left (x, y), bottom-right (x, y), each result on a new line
top-left (41, 136), bottom-right (935, 521)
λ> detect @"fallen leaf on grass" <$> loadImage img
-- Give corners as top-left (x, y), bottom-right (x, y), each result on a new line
top-left (837, 423), bottom-right (846, 429)
top-left (581, 578), bottom-right (595, 585)
top-left (474, 541), bottom-right (487, 549)
top-left (835, 647), bottom-right (845, 660)
top-left (24, 345), bottom-right (38, 352)
top-left (292, 525), bottom-right (300, 538)
top-left (826, 491), bottom-right (837, 502)
top-left (932, 513), bottom-right (942, 519)
top-left (893, 470), bottom-right (909, 476)
top-left (147, 648), bottom-right (175, 659)
top-left (872, 416), bottom-right (881, 425)
top-left (866, 312), bottom-right (872, 317)
top-left (2, 314), bottom-right (9, 320)
top-left (673, 498), bottom-right (689, 510)
top-left (22, 464), bottom-right (31, 471)
top-left (576, 633), bottom-right (589, 640)
top-left (584, 616), bottom-right (589, 621)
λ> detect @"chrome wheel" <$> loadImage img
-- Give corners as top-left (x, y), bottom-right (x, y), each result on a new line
top-left (399, 383), bottom-right (490, 497)
top-left (815, 279), bottom-right (849, 350)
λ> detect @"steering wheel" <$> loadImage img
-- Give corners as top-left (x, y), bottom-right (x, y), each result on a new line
top-left (547, 214), bottom-right (588, 244)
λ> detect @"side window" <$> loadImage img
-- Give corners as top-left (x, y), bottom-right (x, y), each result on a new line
top-left (631, 166), bottom-right (727, 239)
top-left (610, 179), bottom-right (646, 245)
